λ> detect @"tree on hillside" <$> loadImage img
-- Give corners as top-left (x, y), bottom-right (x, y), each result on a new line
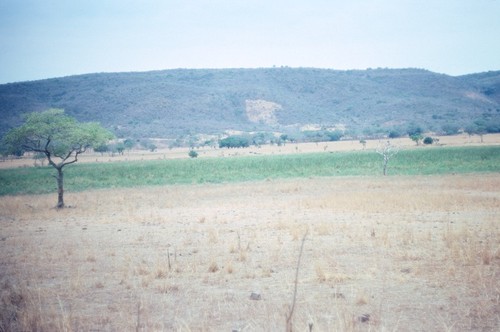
top-left (2, 109), bottom-right (114, 208)
top-left (465, 121), bottom-right (488, 143)
top-left (407, 123), bottom-right (423, 137)
top-left (440, 124), bottom-right (459, 136)
top-left (123, 138), bottom-right (135, 151)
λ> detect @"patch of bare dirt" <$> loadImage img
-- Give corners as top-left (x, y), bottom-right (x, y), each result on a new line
top-left (245, 99), bottom-right (282, 125)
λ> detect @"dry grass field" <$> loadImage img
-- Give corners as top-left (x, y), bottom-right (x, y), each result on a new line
top-left (1, 174), bottom-right (499, 331)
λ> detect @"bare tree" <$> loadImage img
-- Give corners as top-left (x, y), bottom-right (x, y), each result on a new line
top-left (359, 139), bottom-right (367, 149)
top-left (376, 140), bottom-right (400, 176)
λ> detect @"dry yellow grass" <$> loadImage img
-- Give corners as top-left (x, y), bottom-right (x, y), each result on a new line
top-left (0, 174), bottom-right (499, 331)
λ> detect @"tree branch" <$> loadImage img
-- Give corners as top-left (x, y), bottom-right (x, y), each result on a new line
top-left (60, 146), bottom-right (87, 167)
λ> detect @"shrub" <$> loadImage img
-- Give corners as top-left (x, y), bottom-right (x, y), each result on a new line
top-left (326, 130), bottom-right (343, 142)
top-left (252, 132), bottom-right (274, 146)
top-left (302, 130), bottom-right (343, 142)
top-left (188, 150), bottom-right (198, 158)
top-left (94, 144), bottom-right (109, 155)
top-left (388, 128), bottom-right (403, 138)
top-left (123, 138), bottom-right (135, 150)
top-left (423, 137), bottom-right (434, 145)
top-left (388, 131), bottom-right (400, 138)
top-left (407, 123), bottom-right (424, 137)
top-left (109, 142), bottom-right (125, 155)
top-left (441, 124), bottom-right (459, 135)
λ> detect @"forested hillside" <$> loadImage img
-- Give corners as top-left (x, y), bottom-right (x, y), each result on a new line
top-left (1, 68), bottom-right (499, 140)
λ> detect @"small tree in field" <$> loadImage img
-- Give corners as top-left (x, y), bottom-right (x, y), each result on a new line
top-left (465, 121), bottom-right (487, 143)
top-left (2, 109), bottom-right (114, 208)
top-left (376, 140), bottom-right (400, 176)
top-left (410, 134), bottom-right (423, 146)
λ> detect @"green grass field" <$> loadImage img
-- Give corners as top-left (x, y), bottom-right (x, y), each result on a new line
top-left (0, 146), bottom-right (499, 196)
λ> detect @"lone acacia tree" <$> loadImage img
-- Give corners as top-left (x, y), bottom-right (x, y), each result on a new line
top-left (3, 109), bottom-right (114, 208)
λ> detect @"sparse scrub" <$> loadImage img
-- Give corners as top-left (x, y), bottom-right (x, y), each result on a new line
top-left (238, 249), bottom-right (247, 262)
top-left (208, 261), bottom-right (219, 273)
top-left (355, 291), bottom-right (369, 306)
top-left (155, 266), bottom-right (168, 279)
top-left (225, 261), bottom-right (234, 274)
top-left (208, 228), bottom-right (219, 244)
top-left (315, 264), bottom-right (328, 282)
top-left (0, 173), bottom-right (498, 330)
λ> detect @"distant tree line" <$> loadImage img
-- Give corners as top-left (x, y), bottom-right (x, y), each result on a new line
top-left (217, 129), bottom-right (344, 149)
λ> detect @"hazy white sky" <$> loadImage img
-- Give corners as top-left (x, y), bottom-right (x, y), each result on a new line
top-left (1, 0), bottom-right (499, 83)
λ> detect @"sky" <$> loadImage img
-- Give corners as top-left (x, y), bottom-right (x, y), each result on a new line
top-left (0, 0), bottom-right (499, 83)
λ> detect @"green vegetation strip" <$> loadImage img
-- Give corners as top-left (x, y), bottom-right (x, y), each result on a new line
top-left (0, 146), bottom-right (499, 196)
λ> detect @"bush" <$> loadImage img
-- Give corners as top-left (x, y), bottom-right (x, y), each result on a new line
top-left (109, 142), bottom-right (125, 155)
top-left (441, 124), bottom-right (459, 135)
top-left (188, 150), bottom-right (198, 158)
top-left (326, 130), bottom-right (343, 142)
top-left (388, 127), bottom-right (404, 138)
top-left (123, 138), bottom-right (135, 150)
top-left (302, 130), bottom-right (343, 142)
top-left (407, 123), bottom-right (424, 137)
top-left (423, 137), bottom-right (434, 145)
top-left (94, 144), bottom-right (109, 154)
top-left (252, 132), bottom-right (274, 146)
top-left (219, 135), bottom-right (250, 148)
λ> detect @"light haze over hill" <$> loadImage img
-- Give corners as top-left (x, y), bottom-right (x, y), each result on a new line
top-left (0, 68), bottom-right (499, 141)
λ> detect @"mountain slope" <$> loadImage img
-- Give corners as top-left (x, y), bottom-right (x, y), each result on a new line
top-left (0, 68), bottom-right (499, 139)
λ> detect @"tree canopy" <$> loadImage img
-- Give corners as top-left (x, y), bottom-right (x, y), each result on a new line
top-left (4, 109), bottom-right (112, 161)
top-left (2, 109), bottom-right (114, 208)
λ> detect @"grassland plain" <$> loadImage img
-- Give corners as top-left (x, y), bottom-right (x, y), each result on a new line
top-left (1, 145), bottom-right (499, 196)
top-left (0, 174), bottom-right (499, 331)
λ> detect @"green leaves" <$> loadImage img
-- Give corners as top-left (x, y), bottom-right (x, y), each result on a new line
top-left (3, 109), bottom-right (114, 163)
top-left (1, 109), bottom-right (115, 207)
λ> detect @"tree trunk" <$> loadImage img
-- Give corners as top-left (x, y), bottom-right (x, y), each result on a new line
top-left (56, 167), bottom-right (64, 208)
top-left (383, 157), bottom-right (388, 176)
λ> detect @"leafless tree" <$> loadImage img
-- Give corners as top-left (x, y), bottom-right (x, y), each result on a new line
top-left (376, 140), bottom-right (400, 176)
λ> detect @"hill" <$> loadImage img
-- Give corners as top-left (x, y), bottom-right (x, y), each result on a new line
top-left (1, 68), bottom-right (499, 141)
